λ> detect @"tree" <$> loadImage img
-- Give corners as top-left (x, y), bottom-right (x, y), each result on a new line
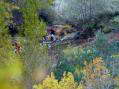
top-left (17, 1), bottom-right (54, 89)
top-left (0, 1), bottom-right (53, 89)
top-left (0, 2), bottom-right (24, 89)
top-left (0, 1), bottom-right (19, 37)
top-left (20, 0), bottom-right (47, 38)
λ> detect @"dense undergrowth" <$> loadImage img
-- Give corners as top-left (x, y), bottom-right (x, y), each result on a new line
top-left (0, 0), bottom-right (119, 89)
top-left (34, 31), bottom-right (119, 89)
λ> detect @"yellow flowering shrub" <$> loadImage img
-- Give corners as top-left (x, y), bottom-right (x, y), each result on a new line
top-left (59, 72), bottom-right (77, 89)
top-left (77, 84), bottom-right (84, 89)
top-left (33, 72), bottom-right (84, 89)
top-left (83, 57), bottom-right (112, 89)
top-left (42, 73), bottom-right (59, 89)
top-left (83, 57), bottom-right (110, 79)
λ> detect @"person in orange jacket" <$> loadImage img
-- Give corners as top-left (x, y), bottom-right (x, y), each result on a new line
top-left (12, 40), bottom-right (22, 54)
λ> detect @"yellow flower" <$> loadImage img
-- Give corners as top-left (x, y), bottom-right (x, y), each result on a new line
top-left (77, 84), bottom-right (84, 89)
top-left (34, 72), bottom-right (81, 89)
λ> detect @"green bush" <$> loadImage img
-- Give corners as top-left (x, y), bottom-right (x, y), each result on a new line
top-left (54, 31), bottom-right (119, 83)
top-left (54, 56), bottom-right (75, 80)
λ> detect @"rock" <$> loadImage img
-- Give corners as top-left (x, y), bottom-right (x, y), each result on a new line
top-left (102, 25), bottom-right (112, 33)
top-left (61, 32), bottom-right (80, 41)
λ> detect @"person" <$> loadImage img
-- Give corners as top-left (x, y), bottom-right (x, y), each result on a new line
top-left (50, 29), bottom-right (55, 35)
top-left (51, 34), bottom-right (56, 42)
top-left (12, 40), bottom-right (22, 54)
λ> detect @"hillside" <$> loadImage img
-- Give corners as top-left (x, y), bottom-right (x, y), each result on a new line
top-left (0, 0), bottom-right (119, 89)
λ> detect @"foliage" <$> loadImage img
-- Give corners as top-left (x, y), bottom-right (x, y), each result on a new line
top-left (92, 31), bottom-right (119, 56)
top-left (34, 57), bottom-right (118, 89)
top-left (21, 38), bottom-right (51, 72)
top-left (18, 37), bottom-right (51, 89)
top-left (114, 76), bottom-right (119, 89)
top-left (54, 31), bottom-right (119, 83)
top-left (0, 2), bottom-right (24, 89)
top-left (63, 46), bottom-right (100, 65)
top-left (111, 16), bottom-right (119, 25)
top-left (0, 1), bottom-right (51, 89)
top-left (0, 1), bottom-right (19, 37)
top-left (0, 1), bottom-right (119, 89)
top-left (34, 72), bottom-right (84, 89)
top-left (93, 31), bottom-right (108, 53)
top-left (52, 0), bottom-right (119, 25)
top-left (54, 57), bottom-right (75, 80)
top-left (109, 16), bottom-right (119, 30)
top-left (0, 36), bottom-right (24, 89)
top-left (0, 1), bottom-right (20, 64)
top-left (54, 45), bottom-right (100, 82)
top-left (83, 57), bottom-right (114, 89)
top-left (19, 0), bottom-right (54, 38)
top-left (20, 0), bottom-right (47, 38)
top-left (0, 58), bottom-right (23, 89)
top-left (82, 23), bottom-right (97, 30)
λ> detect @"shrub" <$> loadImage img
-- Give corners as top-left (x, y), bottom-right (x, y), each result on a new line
top-left (33, 72), bottom-right (84, 89)
top-left (53, 56), bottom-right (75, 80)
top-left (54, 31), bottom-right (119, 83)
top-left (83, 57), bottom-right (114, 89)
top-left (54, 46), bottom-right (101, 82)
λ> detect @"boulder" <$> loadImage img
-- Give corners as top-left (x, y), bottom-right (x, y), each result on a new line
top-left (61, 32), bottom-right (80, 41)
